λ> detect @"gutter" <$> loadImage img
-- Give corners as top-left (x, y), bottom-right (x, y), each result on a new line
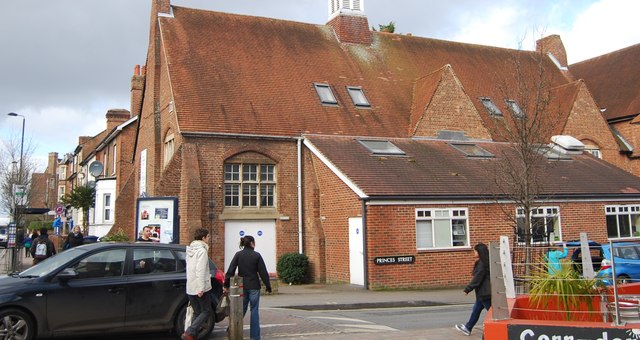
top-left (182, 131), bottom-right (300, 141)
top-left (361, 198), bottom-right (369, 290)
top-left (297, 138), bottom-right (303, 254)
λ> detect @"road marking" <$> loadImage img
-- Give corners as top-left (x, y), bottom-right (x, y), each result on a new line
top-left (307, 316), bottom-right (373, 323)
top-left (334, 323), bottom-right (398, 331)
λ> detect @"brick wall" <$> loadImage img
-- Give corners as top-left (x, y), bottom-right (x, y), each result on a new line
top-left (326, 14), bottom-right (372, 45)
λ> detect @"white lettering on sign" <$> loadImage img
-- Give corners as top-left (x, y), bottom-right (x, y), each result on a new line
top-left (519, 328), bottom-right (636, 340)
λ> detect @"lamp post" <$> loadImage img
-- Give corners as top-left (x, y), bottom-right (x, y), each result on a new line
top-left (7, 113), bottom-right (25, 272)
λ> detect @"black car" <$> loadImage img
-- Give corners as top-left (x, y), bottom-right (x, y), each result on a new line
top-left (0, 242), bottom-right (224, 339)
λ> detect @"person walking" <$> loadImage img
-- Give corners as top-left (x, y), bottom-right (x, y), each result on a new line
top-left (30, 228), bottom-right (56, 265)
top-left (455, 242), bottom-right (491, 336)
top-left (182, 228), bottom-right (212, 340)
top-left (23, 233), bottom-right (32, 258)
top-left (64, 226), bottom-right (84, 250)
top-left (224, 235), bottom-right (272, 340)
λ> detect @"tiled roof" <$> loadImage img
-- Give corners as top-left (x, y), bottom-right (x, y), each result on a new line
top-left (305, 135), bottom-right (640, 199)
top-left (570, 43), bottom-right (640, 121)
top-left (159, 6), bottom-right (571, 140)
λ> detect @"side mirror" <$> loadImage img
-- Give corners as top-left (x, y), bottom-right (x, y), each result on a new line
top-left (56, 268), bottom-right (79, 282)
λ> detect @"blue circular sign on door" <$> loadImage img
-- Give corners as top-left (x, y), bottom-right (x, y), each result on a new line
top-left (239, 230), bottom-right (245, 237)
top-left (257, 230), bottom-right (263, 236)
top-left (356, 228), bottom-right (360, 235)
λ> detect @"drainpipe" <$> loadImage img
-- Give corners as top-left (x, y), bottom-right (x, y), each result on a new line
top-left (362, 198), bottom-right (369, 290)
top-left (297, 138), bottom-right (303, 254)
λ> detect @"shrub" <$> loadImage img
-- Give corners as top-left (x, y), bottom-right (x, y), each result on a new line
top-left (276, 252), bottom-right (309, 284)
top-left (100, 228), bottom-right (131, 242)
top-left (28, 221), bottom-right (53, 231)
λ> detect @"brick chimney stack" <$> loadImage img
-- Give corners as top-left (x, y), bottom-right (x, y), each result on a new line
top-left (536, 35), bottom-right (568, 68)
top-left (153, 0), bottom-right (171, 16)
top-left (106, 109), bottom-right (131, 132)
top-left (47, 152), bottom-right (59, 176)
top-left (131, 64), bottom-right (145, 117)
top-left (326, 0), bottom-right (372, 45)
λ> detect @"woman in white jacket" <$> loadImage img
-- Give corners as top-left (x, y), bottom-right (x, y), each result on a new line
top-left (182, 228), bottom-right (212, 340)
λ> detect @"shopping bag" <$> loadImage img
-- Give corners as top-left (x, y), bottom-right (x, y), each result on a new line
top-left (184, 303), bottom-right (193, 331)
top-left (215, 293), bottom-right (230, 320)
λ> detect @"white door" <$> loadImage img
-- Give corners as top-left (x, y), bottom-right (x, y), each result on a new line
top-left (348, 217), bottom-right (364, 286)
top-left (224, 220), bottom-right (277, 275)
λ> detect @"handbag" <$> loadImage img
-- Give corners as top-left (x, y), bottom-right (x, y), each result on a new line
top-left (215, 293), bottom-right (230, 320)
top-left (184, 303), bottom-right (193, 331)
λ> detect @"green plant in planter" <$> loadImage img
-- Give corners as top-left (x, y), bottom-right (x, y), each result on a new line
top-left (528, 259), bottom-right (600, 321)
top-left (99, 228), bottom-right (131, 242)
top-left (276, 252), bottom-right (309, 285)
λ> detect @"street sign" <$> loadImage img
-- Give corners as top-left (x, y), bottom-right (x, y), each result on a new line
top-left (55, 204), bottom-right (64, 215)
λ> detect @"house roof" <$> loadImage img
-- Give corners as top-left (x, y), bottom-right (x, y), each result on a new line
top-left (304, 134), bottom-right (640, 199)
top-left (570, 43), bottom-right (640, 121)
top-left (158, 6), bottom-right (572, 140)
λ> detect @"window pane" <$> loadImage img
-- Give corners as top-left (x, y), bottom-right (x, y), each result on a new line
top-left (619, 214), bottom-right (631, 237)
top-left (632, 214), bottom-right (640, 237)
top-left (224, 184), bottom-right (239, 207)
top-left (105, 209), bottom-right (111, 221)
top-left (243, 184), bottom-right (258, 206)
top-left (452, 219), bottom-right (467, 247)
top-left (347, 87), bottom-right (370, 107)
top-left (73, 249), bottom-right (126, 279)
top-left (516, 217), bottom-right (526, 243)
top-left (260, 165), bottom-right (274, 182)
top-left (314, 84), bottom-right (337, 104)
top-left (260, 184), bottom-right (274, 207)
top-left (606, 215), bottom-right (619, 238)
top-left (434, 219), bottom-right (450, 248)
top-left (225, 164), bottom-right (240, 181)
top-left (416, 220), bottom-right (432, 249)
top-left (243, 164), bottom-right (257, 181)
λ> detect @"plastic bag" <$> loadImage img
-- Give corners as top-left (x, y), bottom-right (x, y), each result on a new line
top-left (215, 293), bottom-right (230, 320)
top-left (184, 303), bottom-right (193, 331)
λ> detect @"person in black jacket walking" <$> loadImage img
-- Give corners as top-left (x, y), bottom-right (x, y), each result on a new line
top-left (455, 242), bottom-right (491, 336)
top-left (223, 235), bottom-right (272, 340)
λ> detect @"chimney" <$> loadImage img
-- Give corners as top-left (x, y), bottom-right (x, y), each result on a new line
top-left (536, 35), bottom-right (568, 69)
top-left (153, 0), bottom-right (171, 16)
top-left (47, 152), bottom-right (59, 176)
top-left (131, 64), bottom-right (145, 117)
top-left (78, 136), bottom-right (92, 146)
top-left (106, 109), bottom-right (131, 132)
top-left (326, 0), bottom-right (372, 45)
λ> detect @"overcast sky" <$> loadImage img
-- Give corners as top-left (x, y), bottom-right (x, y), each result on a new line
top-left (1, 0), bottom-right (639, 174)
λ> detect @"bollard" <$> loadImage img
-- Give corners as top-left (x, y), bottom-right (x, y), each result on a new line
top-left (228, 276), bottom-right (243, 340)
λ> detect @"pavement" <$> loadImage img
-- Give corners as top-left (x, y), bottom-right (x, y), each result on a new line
top-left (2, 251), bottom-right (485, 339)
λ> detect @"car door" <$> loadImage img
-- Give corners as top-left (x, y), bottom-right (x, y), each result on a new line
top-left (46, 248), bottom-right (127, 335)
top-left (124, 247), bottom-right (186, 331)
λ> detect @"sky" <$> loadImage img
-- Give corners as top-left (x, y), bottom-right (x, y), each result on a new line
top-left (1, 0), bottom-right (639, 174)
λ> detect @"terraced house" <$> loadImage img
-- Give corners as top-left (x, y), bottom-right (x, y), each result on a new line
top-left (107, 0), bottom-right (640, 289)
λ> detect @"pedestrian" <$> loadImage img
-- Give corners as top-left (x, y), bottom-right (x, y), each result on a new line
top-left (64, 226), bottom-right (84, 250)
top-left (455, 242), bottom-right (491, 337)
top-left (547, 242), bottom-right (568, 275)
top-left (23, 233), bottom-right (32, 258)
top-left (224, 235), bottom-right (272, 340)
top-left (30, 228), bottom-right (56, 265)
top-left (181, 228), bottom-right (212, 340)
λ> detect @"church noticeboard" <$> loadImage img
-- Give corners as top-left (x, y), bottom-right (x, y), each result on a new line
top-left (374, 256), bottom-right (415, 265)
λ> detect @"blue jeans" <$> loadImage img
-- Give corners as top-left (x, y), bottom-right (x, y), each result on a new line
top-left (187, 290), bottom-right (212, 336)
top-left (243, 289), bottom-right (261, 340)
top-left (465, 298), bottom-right (491, 331)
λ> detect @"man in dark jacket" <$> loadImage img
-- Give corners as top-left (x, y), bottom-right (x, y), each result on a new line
top-left (31, 228), bottom-right (56, 264)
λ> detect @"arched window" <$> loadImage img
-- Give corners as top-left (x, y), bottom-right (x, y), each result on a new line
top-left (224, 162), bottom-right (276, 208)
top-left (163, 133), bottom-right (175, 168)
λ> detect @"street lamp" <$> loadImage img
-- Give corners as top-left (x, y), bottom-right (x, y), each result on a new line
top-left (7, 112), bottom-right (25, 272)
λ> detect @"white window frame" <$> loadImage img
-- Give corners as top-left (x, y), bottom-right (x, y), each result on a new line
top-left (585, 147), bottom-right (602, 159)
top-left (605, 205), bottom-right (640, 239)
top-left (516, 206), bottom-right (561, 243)
top-left (104, 193), bottom-right (112, 221)
top-left (58, 186), bottom-right (65, 201)
top-left (58, 165), bottom-right (66, 180)
top-left (480, 97), bottom-right (503, 117)
top-left (224, 163), bottom-right (276, 208)
top-left (112, 144), bottom-right (117, 175)
top-left (416, 208), bottom-right (469, 250)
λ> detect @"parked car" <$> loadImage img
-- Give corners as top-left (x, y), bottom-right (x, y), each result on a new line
top-left (598, 242), bottom-right (640, 285)
top-left (0, 242), bottom-right (224, 339)
top-left (0, 225), bottom-right (7, 248)
top-left (566, 240), bottom-right (604, 274)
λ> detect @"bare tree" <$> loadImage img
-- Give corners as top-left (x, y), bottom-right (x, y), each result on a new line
top-left (0, 135), bottom-right (38, 226)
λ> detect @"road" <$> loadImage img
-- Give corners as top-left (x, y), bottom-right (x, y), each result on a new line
top-left (107, 304), bottom-right (484, 339)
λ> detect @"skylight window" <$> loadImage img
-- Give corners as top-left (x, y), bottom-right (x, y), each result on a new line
top-left (347, 86), bottom-right (370, 107)
top-left (314, 83), bottom-right (338, 105)
top-left (450, 143), bottom-right (494, 158)
top-left (358, 139), bottom-right (405, 155)
top-left (506, 99), bottom-right (523, 119)
top-left (480, 97), bottom-right (503, 117)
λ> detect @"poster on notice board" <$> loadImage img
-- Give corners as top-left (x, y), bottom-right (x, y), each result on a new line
top-left (136, 197), bottom-right (179, 244)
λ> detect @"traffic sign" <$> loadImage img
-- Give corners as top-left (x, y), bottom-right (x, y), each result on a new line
top-left (55, 204), bottom-right (64, 215)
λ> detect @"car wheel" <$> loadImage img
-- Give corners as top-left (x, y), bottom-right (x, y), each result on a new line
top-left (174, 303), bottom-right (215, 338)
top-left (617, 275), bottom-right (632, 285)
top-left (0, 308), bottom-right (35, 340)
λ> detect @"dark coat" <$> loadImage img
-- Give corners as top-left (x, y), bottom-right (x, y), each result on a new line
top-left (30, 235), bottom-right (56, 261)
top-left (464, 260), bottom-right (491, 301)
top-left (65, 232), bottom-right (84, 248)
top-left (224, 247), bottom-right (271, 292)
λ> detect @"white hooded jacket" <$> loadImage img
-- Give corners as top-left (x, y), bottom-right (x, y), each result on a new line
top-left (185, 240), bottom-right (212, 295)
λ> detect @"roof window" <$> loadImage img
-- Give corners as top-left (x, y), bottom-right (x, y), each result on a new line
top-left (450, 143), bottom-right (494, 158)
top-left (314, 83), bottom-right (338, 105)
top-left (505, 99), bottom-right (523, 119)
top-left (358, 139), bottom-right (405, 155)
top-left (480, 97), bottom-right (503, 117)
top-left (347, 86), bottom-right (370, 107)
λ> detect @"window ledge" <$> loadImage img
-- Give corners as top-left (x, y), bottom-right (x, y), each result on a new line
top-left (220, 208), bottom-right (281, 220)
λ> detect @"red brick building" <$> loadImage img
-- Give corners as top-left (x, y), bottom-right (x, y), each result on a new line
top-left (115, 0), bottom-right (640, 288)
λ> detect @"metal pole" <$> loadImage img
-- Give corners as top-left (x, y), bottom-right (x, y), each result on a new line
top-left (228, 276), bottom-right (243, 339)
top-left (7, 113), bottom-right (25, 273)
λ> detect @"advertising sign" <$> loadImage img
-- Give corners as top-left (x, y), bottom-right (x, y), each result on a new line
top-left (136, 197), bottom-right (178, 244)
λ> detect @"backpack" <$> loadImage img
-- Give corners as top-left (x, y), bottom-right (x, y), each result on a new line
top-left (34, 238), bottom-right (48, 259)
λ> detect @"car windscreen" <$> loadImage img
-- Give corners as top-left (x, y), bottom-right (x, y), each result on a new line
top-left (20, 247), bottom-right (90, 277)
